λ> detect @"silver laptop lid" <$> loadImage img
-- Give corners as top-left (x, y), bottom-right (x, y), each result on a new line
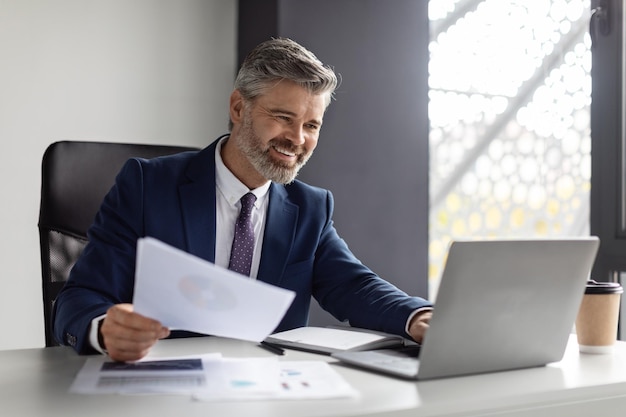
top-left (417, 237), bottom-right (599, 380)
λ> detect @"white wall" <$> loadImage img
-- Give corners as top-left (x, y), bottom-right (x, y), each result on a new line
top-left (0, 0), bottom-right (237, 350)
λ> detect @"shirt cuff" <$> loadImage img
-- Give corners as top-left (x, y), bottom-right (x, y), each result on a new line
top-left (89, 313), bottom-right (108, 354)
top-left (405, 307), bottom-right (434, 335)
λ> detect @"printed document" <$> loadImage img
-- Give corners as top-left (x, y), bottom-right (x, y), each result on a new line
top-left (133, 237), bottom-right (295, 342)
top-left (70, 355), bottom-right (357, 400)
top-left (70, 354), bottom-right (221, 394)
top-left (194, 360), bottom-right (358, 401)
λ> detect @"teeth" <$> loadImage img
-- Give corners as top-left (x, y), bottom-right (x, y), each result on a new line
top-left (274, 146), bottom-right (295, 157)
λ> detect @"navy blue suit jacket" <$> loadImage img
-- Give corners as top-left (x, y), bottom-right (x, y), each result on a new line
top-left (53, 138), bottom-right (431, 353)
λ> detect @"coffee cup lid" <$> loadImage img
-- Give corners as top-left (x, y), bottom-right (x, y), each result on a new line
top-left (585, 279), bottom-right (624, 294)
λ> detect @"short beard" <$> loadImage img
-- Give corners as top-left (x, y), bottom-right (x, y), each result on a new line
top-left (236, 115), bottom-right (312, 184)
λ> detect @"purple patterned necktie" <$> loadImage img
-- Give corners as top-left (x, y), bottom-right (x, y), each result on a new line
top-left (228, 192), bottom-right (257, 276)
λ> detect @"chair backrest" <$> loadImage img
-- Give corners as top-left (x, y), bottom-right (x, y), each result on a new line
top-left (38, 140), bottom-right (199, 347)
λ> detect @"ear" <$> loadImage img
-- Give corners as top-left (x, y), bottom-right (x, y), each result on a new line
top-left (229, 90), bottom-right (245, 125)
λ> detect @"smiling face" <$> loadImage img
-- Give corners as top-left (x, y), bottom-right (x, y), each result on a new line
top-left (223, 80), bottom-right (329, 188)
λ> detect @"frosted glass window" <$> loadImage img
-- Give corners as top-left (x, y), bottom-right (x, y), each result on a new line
top-left (429, 0), bottom-right (592, 298)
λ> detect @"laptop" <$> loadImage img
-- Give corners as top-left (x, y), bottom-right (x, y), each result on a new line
top-left (332, 237), bottom-right (600, 380)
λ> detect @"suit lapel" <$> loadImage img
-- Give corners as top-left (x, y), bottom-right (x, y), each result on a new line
top-left (257, 183), bottom-right (298, 287)
top-left (177, 137), bottom-right (299, 282)
top-left (178, 140), bottom-right (220, 262)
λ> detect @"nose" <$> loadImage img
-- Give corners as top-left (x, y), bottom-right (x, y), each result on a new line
top-left (285, 124), bottom-right (306, 145)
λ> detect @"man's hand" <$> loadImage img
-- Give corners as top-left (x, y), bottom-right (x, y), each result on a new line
top-left (99, 304), bottom-right (170, 362)
top-left (407, 309), bottom-right (432, 344)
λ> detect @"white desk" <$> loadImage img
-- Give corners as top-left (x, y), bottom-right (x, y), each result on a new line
top-left (1, 335), bottom-right (626, 417)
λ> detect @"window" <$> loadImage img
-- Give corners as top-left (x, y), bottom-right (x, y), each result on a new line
top-left (428, 0), bottom-right (592, 298)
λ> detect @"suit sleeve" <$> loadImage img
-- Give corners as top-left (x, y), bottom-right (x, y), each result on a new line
top-left (311, 191), bottom-right (432, 338)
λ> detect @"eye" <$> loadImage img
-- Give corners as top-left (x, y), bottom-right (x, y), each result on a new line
top-left (305, 123), bottom-right (320, 131)
top-left (275, 115), bottom-right (291, 123)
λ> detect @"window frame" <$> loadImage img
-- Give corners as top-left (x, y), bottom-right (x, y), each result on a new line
top-left (590, 0), bottom-right (626, 282)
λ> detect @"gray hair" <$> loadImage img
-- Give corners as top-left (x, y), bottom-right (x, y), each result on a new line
top-left (229, 38), bottom-right (339, 130)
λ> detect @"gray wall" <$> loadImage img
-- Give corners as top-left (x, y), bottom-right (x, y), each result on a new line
top-left (0, 0), bottom-right (237, 350)
top-left (239, 0), bottom-right (430, 326)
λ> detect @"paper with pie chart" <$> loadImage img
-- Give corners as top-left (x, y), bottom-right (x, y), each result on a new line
top-left (133, 237), bottom-right (295, 342)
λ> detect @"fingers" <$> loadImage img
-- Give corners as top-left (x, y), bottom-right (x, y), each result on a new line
top-left (408, 310), bottom-right (433, 344)
top-left (100, 304), bottom-right (170, 362)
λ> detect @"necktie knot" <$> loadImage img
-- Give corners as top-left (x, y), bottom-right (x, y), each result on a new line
top-left (239, 192), bottom-right (256, 219)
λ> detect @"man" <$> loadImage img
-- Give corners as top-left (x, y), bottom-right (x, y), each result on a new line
top-left (53, 38), bottom-right (432, 362)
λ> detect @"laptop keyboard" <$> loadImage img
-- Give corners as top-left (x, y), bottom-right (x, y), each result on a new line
top-left (392, 344), bottom-right (421, 357)
top-left (332, 345), bottom-right (421, 379)
top-left (370, 354), bottom-right (419, 373)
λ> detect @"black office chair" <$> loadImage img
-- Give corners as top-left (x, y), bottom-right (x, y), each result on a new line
top-left (38, 140), bottom-right (199, 347)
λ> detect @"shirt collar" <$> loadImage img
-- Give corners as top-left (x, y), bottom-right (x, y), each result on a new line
top-left (215, 136), bottom-right (271, 207)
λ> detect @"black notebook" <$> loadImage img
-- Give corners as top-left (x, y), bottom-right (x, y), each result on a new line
top-left (265, 326), bottom-right (406, 355)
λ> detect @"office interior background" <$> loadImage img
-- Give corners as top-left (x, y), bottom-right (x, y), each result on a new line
top-left (0, 0), bottom-right (623, 351)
